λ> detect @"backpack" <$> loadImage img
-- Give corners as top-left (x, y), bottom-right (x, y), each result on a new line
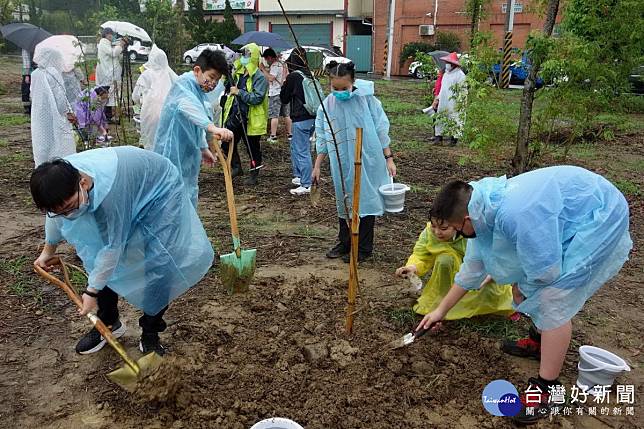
top-left (294, 70), bottom-right (324, 116)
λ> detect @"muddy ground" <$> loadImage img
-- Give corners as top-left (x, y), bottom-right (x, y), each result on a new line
top-left (0, 56), bottom-right (642, 428)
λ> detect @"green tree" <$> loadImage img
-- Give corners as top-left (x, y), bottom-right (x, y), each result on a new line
top-left (434, 31), bottom-right (462, 52)
top-left (465, 0), bottom-right (492, 45)
top-left (561, 0), bottom-right (644, 91)
top-left (512, 0), bottom-right (560, 173)
top-left (105, 0), bottom-right (139, 16)
top-left (185, 0), bottom-right (212, 46)
top-left (212, 0), bottom-right (240, 45)
top-left (0, 0), bottom-right (15, 24)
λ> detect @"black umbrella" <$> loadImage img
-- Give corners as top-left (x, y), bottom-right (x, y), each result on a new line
top-left (1, 22), bottom-right (51, 54)
top-left (428, 50), bottom-right (450, 72)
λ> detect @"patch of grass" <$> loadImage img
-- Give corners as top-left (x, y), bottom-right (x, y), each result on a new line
top-left (238, 211), bottom-right (289, 232)
top-left (0, 152), bottom-right (28, 162)
top-left (452, 316), bottom-right (522, 340)
top-left (0, 113), bottom-right (29, 127)
top-left (392, 138), bottom-right (428, 152)
top-left (0, 256), bottom-right (39, 298)
top-left (394, 113), bottom-right (434, 129)
top-left (624, 158), bottom-right (644, 173)
top-left (408, 183), bottom-right (433, 194)
top-left (8, 278), bottom-right (30, 295)
top-left (0, 138), bottom-right (8, 147)
top-left (386, 307), bottom-right (418, 328)
top-left (594, 112), bottom-right (644, 133)
top-left (568, 143), bottom-right (598, 160)
top-left (611, 178), bottom-right (641, 197)
top-left (68, 267), bottom-right (88, 291)
top-left (0, 255), bottom-right (27, 276)
top-left (382, 99), bottom-right (419, 114)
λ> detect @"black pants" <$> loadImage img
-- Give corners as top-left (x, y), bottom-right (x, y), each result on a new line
top-left (338, 216), bottom-right (375, 255)
top-left (105, 106), bottom-right (114, 122)
top-left (222, 123), bottom-right (262, 169)
top-left (21, 75), bottom-right (30, 113)
top-left (97, 286), bottom-right (168, 334)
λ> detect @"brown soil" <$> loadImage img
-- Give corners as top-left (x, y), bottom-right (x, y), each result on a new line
top-left (0, 56), bottom-right (641, 428)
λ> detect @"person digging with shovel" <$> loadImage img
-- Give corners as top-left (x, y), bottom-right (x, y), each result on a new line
top-left (415, 166), bottom-right (632, 424)
top-left (154, 49), bottom-right (234, 208)
top-left (31, 146), bottom-right (215, 357)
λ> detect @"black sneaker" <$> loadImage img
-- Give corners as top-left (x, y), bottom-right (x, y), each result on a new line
top-left (139, 333), bottom-right (166, 356)
top-left (326, 242), bottom-right (349, 259)
top-left (513, 377), bottom-right (560, 424)
top-left (75, 320), bottom-right (126, 355)
top-left (342, 252), bottom-right (372, 263)
top-left (244, 169), bottom-right (259, 186)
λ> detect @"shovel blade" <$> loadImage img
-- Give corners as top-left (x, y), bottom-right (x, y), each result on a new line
top-left (388, 333), bottom-right (415, 350)
top-left (107, 352), bottom-right (164, 392)
top-left (219, 248), bottom-right (257, 294)
top-left (310, 184), bottom-right (321, 206)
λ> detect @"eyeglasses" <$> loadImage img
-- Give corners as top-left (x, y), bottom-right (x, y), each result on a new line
top-left (46, 186), bottom-right (80, 218)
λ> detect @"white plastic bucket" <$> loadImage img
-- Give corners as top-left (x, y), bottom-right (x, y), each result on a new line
top-left (250, 417), bottom-right (304, 429)
top-left (577, 345), bottom-right (630, 392)
top-left (379, 182), bottom-right (410, 213)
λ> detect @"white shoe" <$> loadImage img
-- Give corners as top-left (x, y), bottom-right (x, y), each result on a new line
top-left (290, 186), bottom-right (311, 196)
top-left (291, 177), bottom-right (301, 186)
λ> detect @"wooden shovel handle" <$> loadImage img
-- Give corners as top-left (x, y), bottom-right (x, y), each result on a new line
top-left (34, 256), bottom-right (83, 308)
top-left (210, 139), bottom-right (242, 256)
top-left (33, 257), bottom-right (136, 370)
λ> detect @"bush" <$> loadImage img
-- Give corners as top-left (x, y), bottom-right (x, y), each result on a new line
top-left (435, 31), bottom-right (462, 53)
top-left (399, 42), bottom-right (436, 63)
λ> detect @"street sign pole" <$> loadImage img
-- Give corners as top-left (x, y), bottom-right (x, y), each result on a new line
top-left (501, 0), bottom-right (516, 88)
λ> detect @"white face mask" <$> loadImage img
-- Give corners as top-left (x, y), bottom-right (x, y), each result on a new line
top-left (445, 63), bottom-right (453, 72)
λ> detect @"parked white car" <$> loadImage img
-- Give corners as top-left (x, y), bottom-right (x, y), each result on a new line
top-left (279, 46), bottom-right (351, 69)
top-left (128, 40), bottom-right (151, 61)
top-left (183, 43), bottom-right (227, 64)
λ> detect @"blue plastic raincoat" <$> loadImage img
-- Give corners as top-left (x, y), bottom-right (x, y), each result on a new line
top-left (45, 147), bottom-right (215, 315)
top-left (315, 79), bottom-right (390, 218)
top-left (454, 166), bottom-right (632, 330)
top-left (154, 71), bottom-right (215, 207)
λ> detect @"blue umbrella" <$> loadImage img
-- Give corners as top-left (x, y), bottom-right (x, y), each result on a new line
top-left (231, 31), bottom-right (293, 49)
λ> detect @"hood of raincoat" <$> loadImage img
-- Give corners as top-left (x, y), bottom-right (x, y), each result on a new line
top-left (143, 44), bottom-right (169, 71)
top-left (353, 79), bottom-right (375, 97)
top-left (33, 46), bottom-right (65, 72)
top-left (467, 175), bottom-right (507, 239)
top-left (233, 43), bottom-right (261, 76)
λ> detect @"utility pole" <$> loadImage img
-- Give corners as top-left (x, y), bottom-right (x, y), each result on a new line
top-left (385, 0), bottom-right (396, 79)
top-left (501, 0), bottom-right (515, 88)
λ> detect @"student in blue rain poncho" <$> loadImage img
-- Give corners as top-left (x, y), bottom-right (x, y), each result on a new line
top-left (416, 166), bottom-right (632, 424)
top-left (32, 147), bottom-right (215, 356)
top-left (154, 49), bottom-right (234, 207)
top-left (312, 61), bottom-right (396, 263)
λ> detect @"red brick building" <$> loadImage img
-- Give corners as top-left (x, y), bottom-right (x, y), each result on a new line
top-left (373, 0), bottom-right (560, 75)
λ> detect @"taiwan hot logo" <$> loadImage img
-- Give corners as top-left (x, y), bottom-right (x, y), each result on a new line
top-left (482, 379), bottom-right (522, 417)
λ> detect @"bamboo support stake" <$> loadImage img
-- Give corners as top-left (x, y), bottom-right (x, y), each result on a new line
top-left (346, 128), bottom-right (363, 334)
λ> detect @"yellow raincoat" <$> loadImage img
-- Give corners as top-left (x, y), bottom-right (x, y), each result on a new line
top-left (407, 223), bottom-right (514, 319)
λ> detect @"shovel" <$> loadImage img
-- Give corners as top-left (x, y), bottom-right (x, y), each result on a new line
top-left (210, 138), bottom-right (257, 293)
top-left (388, 323), bottom-right (436, 350)
top-left (34, 256), bottom-right (163, 391)
top-left (310, 180), bottom-right (321, 207)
